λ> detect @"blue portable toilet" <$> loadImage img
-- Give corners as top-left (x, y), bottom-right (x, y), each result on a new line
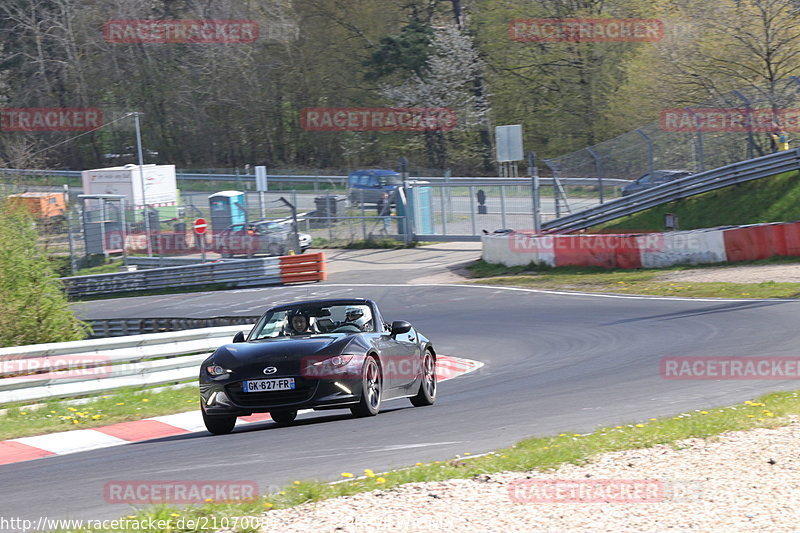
top-left (397, 186), bottom-right (434, 235)
top-left (209, 191), bottom-right (247, 231)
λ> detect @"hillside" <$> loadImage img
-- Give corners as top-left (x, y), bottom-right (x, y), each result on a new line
top-left (598, 170), bottom-right (800, 232)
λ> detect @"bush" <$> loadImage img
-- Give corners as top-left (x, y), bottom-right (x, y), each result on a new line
top-left (0, 199), bottom-right (88, 347)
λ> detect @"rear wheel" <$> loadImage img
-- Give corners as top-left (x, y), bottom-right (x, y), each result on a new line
top-left (269, 410), bottom-right (297, 426)
top-left (351, 356), bottom-right (382, 417)
top-left (202, 409), bottom-right (236, 435)
top-left (410, 350), bottom-right (436, 407)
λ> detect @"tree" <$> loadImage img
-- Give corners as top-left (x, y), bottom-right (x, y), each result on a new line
top-left (380, 25), bottom-right (491, 169)
top-left (0, 198), bottom-right (87, 347)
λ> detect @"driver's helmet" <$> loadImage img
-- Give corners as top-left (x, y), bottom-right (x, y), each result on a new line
top-left (345, 306), bottom-right (364, 323)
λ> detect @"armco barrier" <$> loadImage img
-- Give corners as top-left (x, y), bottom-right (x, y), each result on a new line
top-left (61, 253), bottom-right (326, 297)
top-left (0, 326), bottom-right (249, 404)
top-left (483, 221), bottom-right (800, 269)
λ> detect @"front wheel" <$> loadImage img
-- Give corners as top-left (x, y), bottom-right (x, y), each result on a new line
top-left (202, 409), bottom-right (236, 435)
top-left (351, 356), bottom-right (382, 417)
top-left (410, 350), bottom-right (436, 407)
top-left (269, 410), bottom-right (297, 426)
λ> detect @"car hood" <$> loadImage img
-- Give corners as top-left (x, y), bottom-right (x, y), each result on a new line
top-left (210, 334), bottom-right (356, 366)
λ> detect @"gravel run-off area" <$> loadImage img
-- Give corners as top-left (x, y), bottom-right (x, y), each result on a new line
top-left (659, 264), bottom-right (800, 284)
top-left (248, 419), bottom-right (800, 533)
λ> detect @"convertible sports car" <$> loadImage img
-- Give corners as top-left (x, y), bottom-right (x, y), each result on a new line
top-left (199, 298), bottom-right (437, 434)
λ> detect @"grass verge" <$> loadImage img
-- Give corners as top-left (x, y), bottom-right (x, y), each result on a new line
top-left (0, 386), bottom-right (197, 440)
top-left (52, 390), bottom-right (798, 533)
top-left (466, 259), bottom-right (800, 299)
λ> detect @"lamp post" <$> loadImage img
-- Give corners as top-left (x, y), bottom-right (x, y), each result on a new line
top-left (130, 112), bottom-right (152, 256)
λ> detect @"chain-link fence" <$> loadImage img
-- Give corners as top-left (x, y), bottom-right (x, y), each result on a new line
top-left (545, 79), bottom-right (800, 182)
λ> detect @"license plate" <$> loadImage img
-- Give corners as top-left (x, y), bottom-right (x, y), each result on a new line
top-left (242, 378), bottom-right (296, 392)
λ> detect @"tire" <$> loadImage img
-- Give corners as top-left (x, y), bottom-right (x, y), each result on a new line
top-left (202, 409), bottom-right (236, 435)
top-left (270, 410), bottom-right (297, 426)
top-left (350, 355), bottom-right (382, 417)
top-left (410, 350), bottom-right (436, 407)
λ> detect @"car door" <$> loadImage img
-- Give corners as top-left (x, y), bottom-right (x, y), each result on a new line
top-left (390, 326), bottom-right (421, 391)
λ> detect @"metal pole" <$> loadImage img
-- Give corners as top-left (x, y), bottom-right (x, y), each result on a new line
top-left (132, 112), bottom-right (152, 257)
top-left (499, 185), bottom-right (507, 229)
top-left (439, 186), bottom-right (447, 235)
top-left (684, 107), bottom-right (705, 172)
top-left (586, 147), bottom-right (604, 204)
top-left (119, 197), bottom-right (128, 267)
top-left (732, 90), bottom-right (755, 159)
top-left (528, 152), bottom-right (541, 233)
top-left (636, 128), bottom-right (655, 180)
top-left (469, 185), bottom-right (477, 235)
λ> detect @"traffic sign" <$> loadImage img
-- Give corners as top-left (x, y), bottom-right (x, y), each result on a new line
top-left (193, 218), bottom-right (208, 234)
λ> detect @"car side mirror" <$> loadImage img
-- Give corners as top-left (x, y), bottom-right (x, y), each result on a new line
top-left (390, 320), bottom-right (412, 336)
top-left (232, 331), bottom-right (246, 343)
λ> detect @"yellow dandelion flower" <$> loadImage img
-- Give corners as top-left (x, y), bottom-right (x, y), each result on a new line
top-left (20, 412), bottom-right (28, 415)
top-left (50, 410), bottom-right (56, 414)
top-left (293, 480), bottom-right (301, 485)
top-left (72, 420), bottom-right (80, 424)
top-left (92, 414), bottom-right (102, 420)
top-left (376, 477), bottom-right (386, 484)
top-left (67, 407), bottom-right (77, 412)
top-left (572, 434), bottom-right (581, 437)
top-left (170, 513), bottom-right (180, 518)
top-left (115, 402), bottom-right (125, 406)
top-left (649, 418), bottom-right (657, 421)
top-left (364, 469), bottom-right (375, 477)
top-left (464, 452), bottom-right (471, 455)
top-left (635, 424), bottom-right (645, 428)
top-left (263, 502), bottom-right (274, 509)
top-left (700, 411), bottom-right (709, 415)
top-left (341, 472), bottom-right (354, 478)
top-left (205, 498), bottom-right (214, 503)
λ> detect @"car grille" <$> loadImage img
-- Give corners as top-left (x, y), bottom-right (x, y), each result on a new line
top-left (226, 378), bottom-right (316, 408)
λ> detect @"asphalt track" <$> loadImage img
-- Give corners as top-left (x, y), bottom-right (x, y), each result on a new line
top-left (4, 283), bottom-right (800, 524)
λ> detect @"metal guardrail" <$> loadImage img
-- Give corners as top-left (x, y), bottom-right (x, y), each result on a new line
top-left (0, 326), bottom-right (248, 405)
top-left (87, 316), bottom-right (261, 338)
top-left (62, 258), bottom-right (282, 297)
top-left (542, 149), bottom-right (800, 232)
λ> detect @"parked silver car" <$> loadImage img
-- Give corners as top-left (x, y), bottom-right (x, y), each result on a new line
top-left (215, 220), bottom-right (312, 258)
top-left (621, 170), bottom-right (693, 196)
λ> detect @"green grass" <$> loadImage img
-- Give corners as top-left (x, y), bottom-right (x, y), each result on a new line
top-left (599, 169), bottom-right (800, 232)
top-left (311, 237), bottom-right (421, 249)
top-left (52, 390), bottom-right (798, 532)
top-left (0, 386), bottom-right (198, 440)
top-left (466, 259), bottom-right (800, 298)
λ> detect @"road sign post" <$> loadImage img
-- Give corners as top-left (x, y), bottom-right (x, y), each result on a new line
top-left (194, 218), bottom-right (208, 261)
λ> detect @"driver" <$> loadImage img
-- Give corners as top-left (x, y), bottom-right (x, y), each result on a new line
top-left (290, 313), bottom-right (314, 335)
top-left (342, 306), bottom-right (370, 331)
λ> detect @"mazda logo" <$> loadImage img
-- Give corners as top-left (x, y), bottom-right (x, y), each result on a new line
top-left (263, 366), bottom-right (277, 375)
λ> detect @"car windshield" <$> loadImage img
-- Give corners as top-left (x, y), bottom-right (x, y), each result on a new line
top-left (250, 304), bottom-right (374, 339)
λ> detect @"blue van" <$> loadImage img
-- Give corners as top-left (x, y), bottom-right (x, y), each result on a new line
top-left (347, 169), bottom-right (402, 205)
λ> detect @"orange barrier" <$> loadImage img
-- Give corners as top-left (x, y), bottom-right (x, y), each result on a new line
top-left (553, 234), bottom-right (642, 269)
top-left (279, 252), bottom-right (327, 284)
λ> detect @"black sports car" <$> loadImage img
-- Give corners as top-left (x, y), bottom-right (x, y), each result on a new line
top-left (199, 298), bottom-right (436, 434)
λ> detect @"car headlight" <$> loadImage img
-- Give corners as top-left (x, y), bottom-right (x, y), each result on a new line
top-left (206, 365), bottom-right (231, 377)
top-left (312, 355), bottom-right (354, 368)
